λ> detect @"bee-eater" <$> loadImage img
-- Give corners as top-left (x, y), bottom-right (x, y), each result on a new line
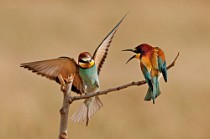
top-left (123, 43), bottom-right (167, 104)
top-left (21, 15), bottom-right (126, 126)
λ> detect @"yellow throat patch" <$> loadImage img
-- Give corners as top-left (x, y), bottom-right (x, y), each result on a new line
top-left (79, 59), bottom-right (95, 69)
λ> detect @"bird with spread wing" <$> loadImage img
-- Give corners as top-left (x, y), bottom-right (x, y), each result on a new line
top-left (21, 15), bottom-right (126, 126)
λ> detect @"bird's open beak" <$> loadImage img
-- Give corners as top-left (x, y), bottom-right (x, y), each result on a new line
top-left (126, 54), bottom-right (141, 64)
top-left (126, 55), bottom-right (136, 64)
top-left (122, 48), bottom-right (140, 64)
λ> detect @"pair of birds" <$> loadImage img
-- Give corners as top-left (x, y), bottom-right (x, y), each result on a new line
top-left (21, 15), bottom-right (167, 126)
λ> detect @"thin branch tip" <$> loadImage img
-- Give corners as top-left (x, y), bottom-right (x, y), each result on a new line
top-left (175, 52), bottom-right (180, 61)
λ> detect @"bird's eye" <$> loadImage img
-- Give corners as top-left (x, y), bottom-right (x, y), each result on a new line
top-left (134, 47), bottom-right (138, 53)
top-left (134, 47), bottom-right (141, 53)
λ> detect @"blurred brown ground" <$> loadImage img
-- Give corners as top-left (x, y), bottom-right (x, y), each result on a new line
top-left (1, 0), bottom-right (210, 139)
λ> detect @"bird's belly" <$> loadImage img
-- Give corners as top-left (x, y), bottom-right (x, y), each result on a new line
top-left (79, 66), bottom-right (99, 93)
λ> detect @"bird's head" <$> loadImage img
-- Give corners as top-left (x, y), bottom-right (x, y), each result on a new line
top-left (122, 43), bottom-right (153, 64)
top-left (78, 52), bottom-right (95, 68)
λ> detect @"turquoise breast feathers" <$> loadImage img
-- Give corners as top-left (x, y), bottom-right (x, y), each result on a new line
top-left (79, 64), bottom-right (99, 92)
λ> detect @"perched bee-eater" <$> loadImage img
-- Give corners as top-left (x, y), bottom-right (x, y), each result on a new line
top-left (21, 15), bottom-right (126, 126)
top-left (123, 44), bottom-right (167, 104)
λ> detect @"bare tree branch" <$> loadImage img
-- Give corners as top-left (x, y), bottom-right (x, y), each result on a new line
top-left (59, 75), bottom-right (74, 139)
top-left (70, 52), bottom-right (180, 102)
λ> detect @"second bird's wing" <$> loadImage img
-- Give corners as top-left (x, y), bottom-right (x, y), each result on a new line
top-left (20, 57), bottom-right (84, 94)
top-left (93, 14), bottom-right (126, 75)
top-left (154, 47), bottom-right (167, 82)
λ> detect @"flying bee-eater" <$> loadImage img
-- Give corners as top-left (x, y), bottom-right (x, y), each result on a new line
top-left (21, 15), bottom-right (126, 126)
top-left (123, 43), bottom-right (167, 104)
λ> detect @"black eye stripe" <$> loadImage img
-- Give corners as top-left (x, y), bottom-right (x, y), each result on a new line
top-left (79, 59), bottom-right (92, 63)
top-left (79, 59), bottom-right (86, 63)
top-left (134, 47), bottom-right (141, 53)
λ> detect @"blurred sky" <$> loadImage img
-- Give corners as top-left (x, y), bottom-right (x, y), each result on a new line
top-left (1, 0), bottom-right (210, 139)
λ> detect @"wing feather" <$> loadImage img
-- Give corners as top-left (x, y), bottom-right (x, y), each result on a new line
top-left (154, 47), bottom-right (167, 82)
top-left (150, 50), bottom-right (159, 70)
top-left (20, 57), bottom-right (83, 94)
top-left (93, 14), bottom-right (127, 74)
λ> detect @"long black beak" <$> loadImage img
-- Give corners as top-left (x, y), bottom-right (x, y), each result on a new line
top-left (126, 55), bottom-right (136, 64)
top-left (122, 49), bottom-right (135, 52)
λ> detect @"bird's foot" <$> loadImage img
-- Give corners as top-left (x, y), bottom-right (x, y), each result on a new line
top-left (60, 84), bottom-right (67, 93)
top-left (65, 74), bottom-right (75, 84)
top-left (58, 74), bottom-right (67, 93)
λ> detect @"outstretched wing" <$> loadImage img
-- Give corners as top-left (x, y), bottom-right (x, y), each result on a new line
top-left (20, 57), bottom-right (83, 94)
top-left (93, 14), bottom-right (127, 74)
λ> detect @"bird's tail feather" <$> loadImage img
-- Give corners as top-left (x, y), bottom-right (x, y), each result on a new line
top-left (144, 77), bottom-right (161, 104)
top-left (71, 96), bottom-right (103, 126)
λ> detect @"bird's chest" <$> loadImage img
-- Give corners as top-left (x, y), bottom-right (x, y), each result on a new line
top-left (79, 65), bottom-right (99, 92)
top-left (140, 53), bottom-right (160, 77)
top-left (140, 55), bottom-right (152, 71)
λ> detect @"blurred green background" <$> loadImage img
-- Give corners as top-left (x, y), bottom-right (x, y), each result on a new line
top-left (1, 0), bottom-right (210, 139)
